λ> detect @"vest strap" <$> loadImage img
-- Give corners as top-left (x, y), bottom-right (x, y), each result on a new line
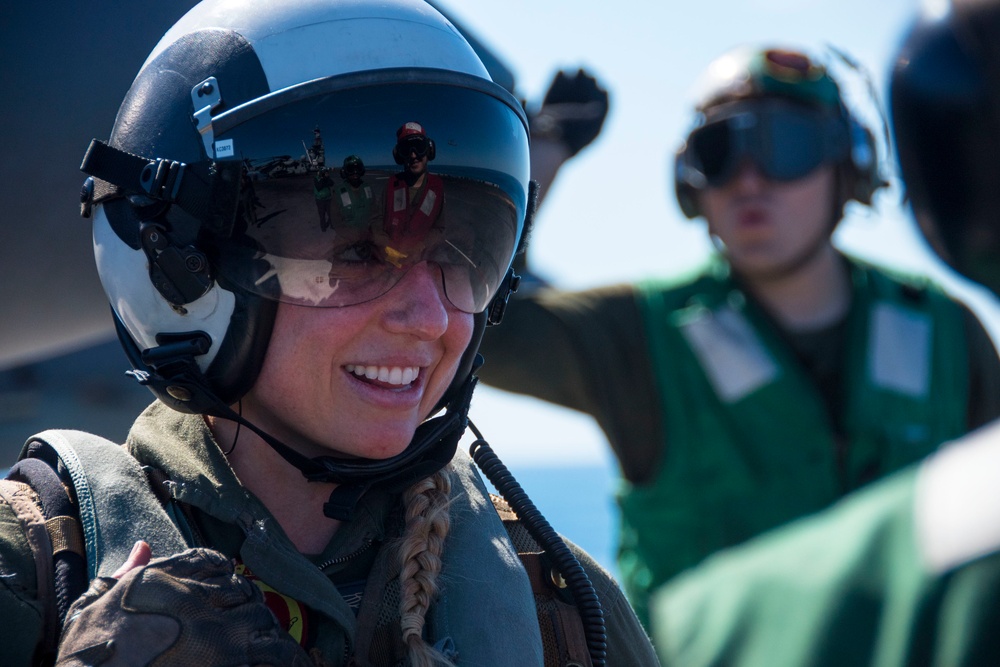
top-left (19, 430), bottom-right (189, 578)
top-left (0, 480), bottom-right (59, 663)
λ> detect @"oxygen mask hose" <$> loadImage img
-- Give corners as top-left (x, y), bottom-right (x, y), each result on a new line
top-left (467, 420), bottom-right (607, 667)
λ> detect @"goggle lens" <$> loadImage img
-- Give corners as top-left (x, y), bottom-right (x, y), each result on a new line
top-left (397, 136), bottom-right (429, 158)
top-left (681, 101), bottom-right (848, 187)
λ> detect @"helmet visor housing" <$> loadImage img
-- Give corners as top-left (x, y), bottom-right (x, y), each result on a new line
top-left (210, 70), bottom-right (529, 314)
top-left (678, 98), bottom-right (850, 189)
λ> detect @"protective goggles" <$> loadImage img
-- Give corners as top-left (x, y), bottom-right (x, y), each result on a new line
top-left (208, 70), bottom-right (529, 314)
top-left (396, 135), bottom-right (431, 159)
top-left (677, 99), bottom-right (850, 188)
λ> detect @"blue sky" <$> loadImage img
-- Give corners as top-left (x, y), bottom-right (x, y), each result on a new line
top-left (437, 0), bottom-right (1000, 466)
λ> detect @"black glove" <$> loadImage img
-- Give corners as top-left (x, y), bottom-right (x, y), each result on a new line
top-left (55, 548), bottom-right (313, 667)
top-left (529, 68), bottom-right (610, 157)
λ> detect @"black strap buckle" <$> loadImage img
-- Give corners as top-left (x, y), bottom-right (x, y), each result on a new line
top-left (487, 268), bottom-right (521, 326)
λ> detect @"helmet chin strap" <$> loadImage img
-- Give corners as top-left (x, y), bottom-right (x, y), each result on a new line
top-left (204, 375), bottom-right (476, 521)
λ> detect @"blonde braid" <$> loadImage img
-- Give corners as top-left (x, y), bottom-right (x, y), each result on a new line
top-left (397, 466), bottom-right (454, 667)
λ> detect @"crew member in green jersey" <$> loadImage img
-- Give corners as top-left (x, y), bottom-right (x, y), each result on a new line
top-left (478, 43), bottom-right (1000, 626)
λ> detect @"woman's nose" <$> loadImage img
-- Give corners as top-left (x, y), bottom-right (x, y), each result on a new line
top-left (381, 262), bottom-right (450, 339)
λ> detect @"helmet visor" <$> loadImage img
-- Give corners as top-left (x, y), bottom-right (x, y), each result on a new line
top-left (210, 70), bottom-right (529, 314)
top-left (680, 99), bottom-right (849, 187)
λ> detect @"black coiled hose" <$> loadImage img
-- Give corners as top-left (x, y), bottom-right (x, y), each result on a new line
top-left (467, 420), bottom-right (607, 667)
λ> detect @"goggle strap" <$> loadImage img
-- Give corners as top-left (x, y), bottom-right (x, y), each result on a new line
top-left (80, 139), bottom-right (214, 222)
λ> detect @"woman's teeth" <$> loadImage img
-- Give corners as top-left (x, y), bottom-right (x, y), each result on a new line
top-left (346, 364), bottom-right (418, 385)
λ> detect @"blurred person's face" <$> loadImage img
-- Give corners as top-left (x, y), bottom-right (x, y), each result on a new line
top-left (399, 138), bottom-right (430, 178)
top-left (345, 169), bottom-right (363, 187)
top-left (405, 152), bottom-right (428, 178)
top-left (698, 161), bottom-right (837, 279)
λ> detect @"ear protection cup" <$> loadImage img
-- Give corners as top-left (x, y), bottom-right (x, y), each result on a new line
top-left (844, 118), bottom-right (883, 206)
top-left (673, 149), bottom-right (702, 219)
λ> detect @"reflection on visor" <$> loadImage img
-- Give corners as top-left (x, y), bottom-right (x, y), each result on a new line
top-left (680, 99), bottom-right (849, 187)
top-left (211, 72), bottom-right (529, 314)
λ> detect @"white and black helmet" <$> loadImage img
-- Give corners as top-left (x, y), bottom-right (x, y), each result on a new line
top-left (80, 0), bottom-right (530, 494)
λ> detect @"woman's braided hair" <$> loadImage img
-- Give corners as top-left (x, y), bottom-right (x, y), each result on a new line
top-left (397, 466), bottom-right (455, 667)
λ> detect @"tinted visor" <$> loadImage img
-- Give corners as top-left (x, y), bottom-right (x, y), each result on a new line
top-left (210, 70), bottom-right (529, 314)
top-left (680, 99), bottom-right (849, 187)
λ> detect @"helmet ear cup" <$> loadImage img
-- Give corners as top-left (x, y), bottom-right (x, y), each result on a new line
top-left (846, 120), bottom-right (883, 206)
top-left (673, 150), bottom-right (702, 219)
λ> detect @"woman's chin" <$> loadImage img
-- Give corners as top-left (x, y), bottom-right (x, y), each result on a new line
top-left (306, 437), bottom-right (412, 461)
top-left (359, 439), bottom-right (413, 460)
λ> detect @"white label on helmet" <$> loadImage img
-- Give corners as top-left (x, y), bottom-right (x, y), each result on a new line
top-left (215, 139), bottom-right (234, 159)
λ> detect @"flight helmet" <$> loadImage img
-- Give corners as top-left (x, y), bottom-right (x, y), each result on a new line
top-left (80, 0), bottom-right (530, 498)
top-left (674, 45), bottom-right (885, 219)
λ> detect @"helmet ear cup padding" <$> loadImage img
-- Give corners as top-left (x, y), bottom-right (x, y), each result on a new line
top-left (203, 286), bottom-right (277, 405)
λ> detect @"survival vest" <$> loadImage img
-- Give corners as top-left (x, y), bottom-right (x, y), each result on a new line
top-left (336, 183), bottom-right (374, 229)
top-left (2, 430), bottom-right (592, 667)
top-left (619, 256), bottom-right (970, 625)
top-left (383, 172), bottom-right (443, 246)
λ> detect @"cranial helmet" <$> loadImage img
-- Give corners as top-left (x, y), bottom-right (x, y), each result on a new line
top-left (80, 0), bottom-right (530, 498)
top-left (392, 121), bottom-right (437, 164)
top-left (340, 154), bottom-right (365, 180)
top-left (891, 0), bottom-right (1000, 294)
top-left (674, 45), bottom-right (886, 219)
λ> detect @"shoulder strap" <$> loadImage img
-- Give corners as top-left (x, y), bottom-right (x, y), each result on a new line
top-left (3, 430), bottom-right (192, 665)
top-left (5, 457), bottom-right (88, 623)
top-left (0, 479), bottom-right (63, 665)
top-left (490, 494), bottom-right (594, 667)
top-left (18, 430), bottom-right (189, 579)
